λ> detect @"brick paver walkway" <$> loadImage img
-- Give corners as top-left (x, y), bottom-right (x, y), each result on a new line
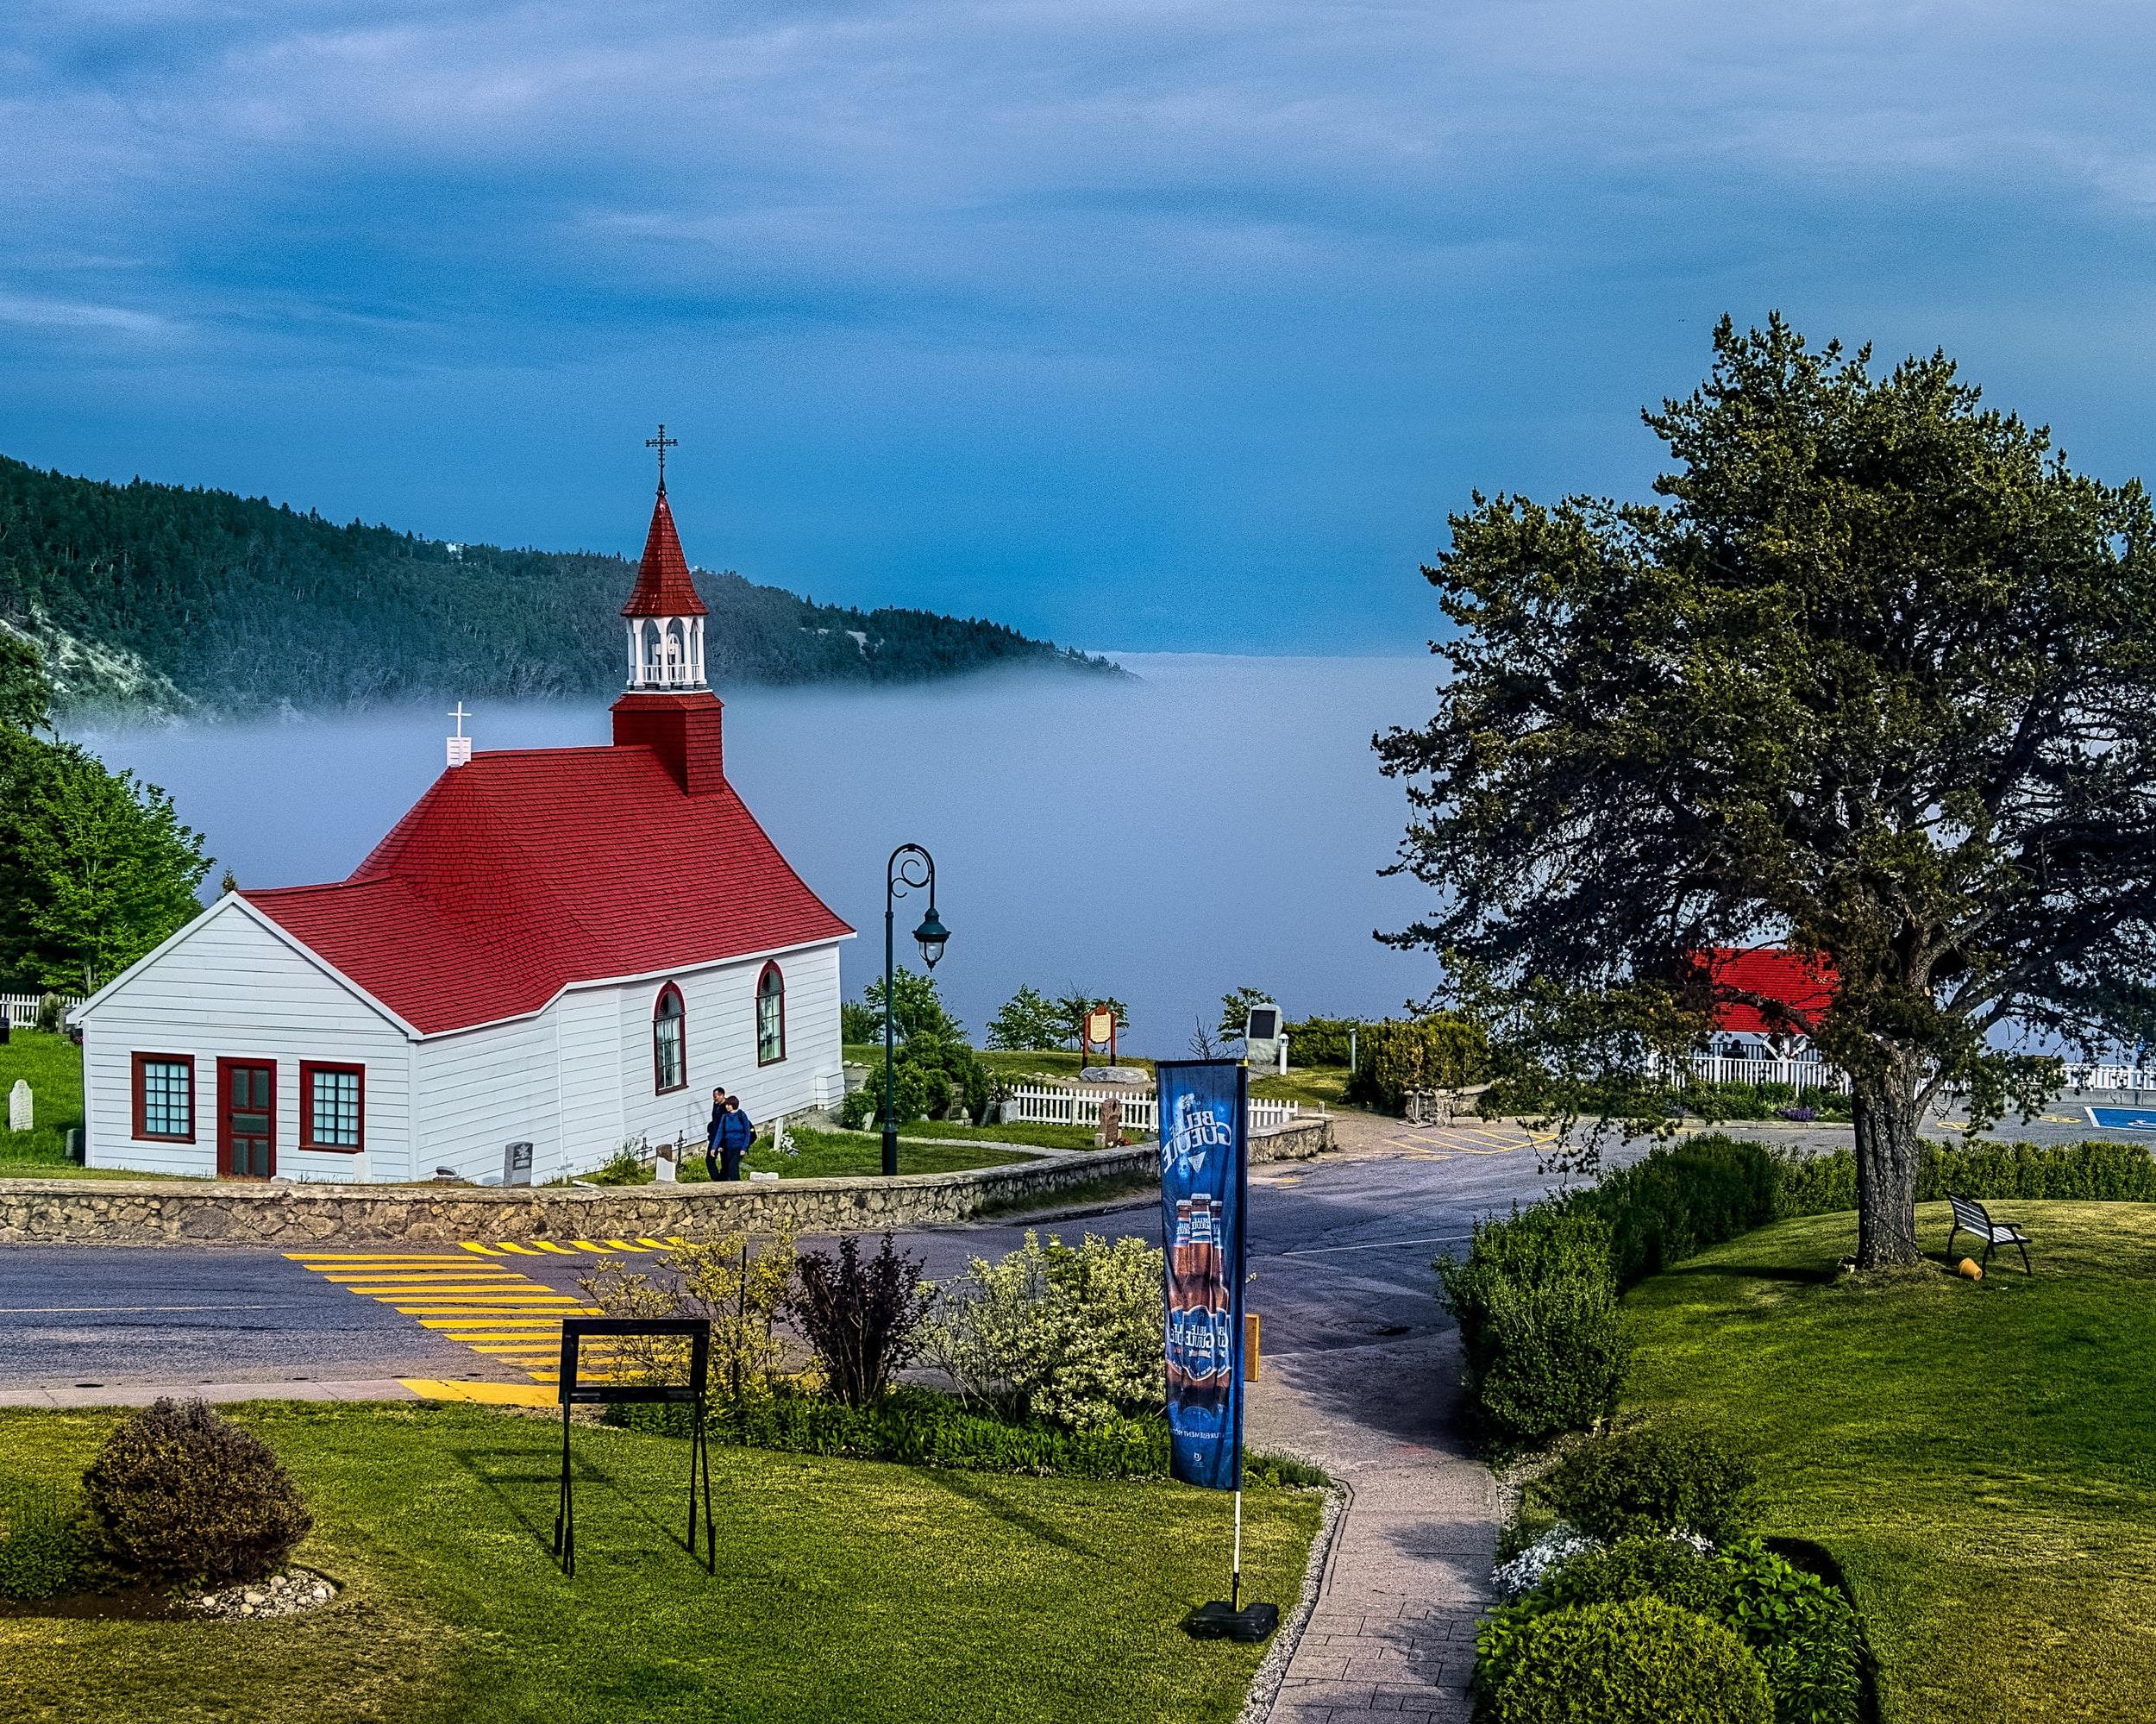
top-left (1248, 1117), bottom-right (1501, 1724)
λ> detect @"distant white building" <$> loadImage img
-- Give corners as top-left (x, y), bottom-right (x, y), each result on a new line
top-left (71, 477), bottom-right (853, 1182)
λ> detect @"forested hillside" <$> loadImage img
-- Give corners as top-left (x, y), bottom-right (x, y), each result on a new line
top-left (0, 456), bottom-right (1114, 715)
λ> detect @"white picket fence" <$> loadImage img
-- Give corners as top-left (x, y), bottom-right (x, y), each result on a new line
top-left (1681, 1054), bottom-right (1852, 1095)
top-left (1000, 1082), bottom-right (1304, 1136)
top-left (0, 992), bottom-right (78, 1029)
top-left (2065, 1065), bottom-right (2156, 1093)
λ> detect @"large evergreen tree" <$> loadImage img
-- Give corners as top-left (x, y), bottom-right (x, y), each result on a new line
top-left (1380, 317), bottom-right (2156, 1269)
top-left (0, 639), bottom-right (210, 993)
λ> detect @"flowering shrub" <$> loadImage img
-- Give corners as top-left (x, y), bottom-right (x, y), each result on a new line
top-left (1491, 1522), bottom-right (1600, 1602)
top-left (924, 1232), bottom-right (1164, 1431)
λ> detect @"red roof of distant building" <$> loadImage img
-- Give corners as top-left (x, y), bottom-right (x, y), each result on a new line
top-left (620, 487), bottom-right (707, 618)
top-left (1695, 947), bottom-right (1837, 1035)
top-left (244, 745), bottom-right (849, 1034)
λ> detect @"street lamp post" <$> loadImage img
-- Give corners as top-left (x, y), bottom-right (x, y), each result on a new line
top-left (882, 843), bottom-right (950, 1178)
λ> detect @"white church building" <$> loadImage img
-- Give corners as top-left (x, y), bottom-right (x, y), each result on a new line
top-left (69, 473), bottom-right (853, 1183)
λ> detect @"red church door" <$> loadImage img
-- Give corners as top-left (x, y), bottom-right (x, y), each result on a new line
top-left (218, 1060), bottom-right (276, 1179)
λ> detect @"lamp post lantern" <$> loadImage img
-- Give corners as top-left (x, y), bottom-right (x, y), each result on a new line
top-left (882, 843), bottom-right (948, 1178)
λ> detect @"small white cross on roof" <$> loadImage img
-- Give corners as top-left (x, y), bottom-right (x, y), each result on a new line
top-left (448, 702), bottom-right (470, 738)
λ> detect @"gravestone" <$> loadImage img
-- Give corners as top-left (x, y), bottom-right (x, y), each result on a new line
top-left (1096, 1094), bottom-right (1124, 1149)
top-left (501, 1140), bottom-right (534, 1187)
top-left (8, 1081), bottom-right (28, 1132)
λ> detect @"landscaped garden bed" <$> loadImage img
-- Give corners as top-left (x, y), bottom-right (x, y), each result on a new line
top-left (1438, 1131), bottom-right (2156, 1721)
top-left (1623, 1201), bottom-right (2156, 1721)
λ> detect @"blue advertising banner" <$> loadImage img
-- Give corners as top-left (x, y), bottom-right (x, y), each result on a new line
top-left (1156, 1059), bottom-right (1247, 1491)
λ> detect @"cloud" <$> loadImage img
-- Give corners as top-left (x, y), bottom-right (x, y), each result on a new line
top-left (0, 290), bottom-right (172, 336)
top-left (5, 0), bottom-right (2156, 652)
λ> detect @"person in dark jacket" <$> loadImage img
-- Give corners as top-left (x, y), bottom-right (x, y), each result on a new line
top-left (717, 1094), bottom-right (755, 1182)
top-left (705, 1088), bottom-right (729, 1182)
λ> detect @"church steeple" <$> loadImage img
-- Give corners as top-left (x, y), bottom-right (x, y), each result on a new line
top-left (612, 427), bottom-right (725, 793)
top-left (620, 424), bottom-right (708, 691)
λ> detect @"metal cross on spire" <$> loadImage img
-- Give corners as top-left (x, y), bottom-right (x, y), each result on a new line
top-left (448, 702), bottom-right (470, 738)
top-left (646, 423), bottom-right (678, 490)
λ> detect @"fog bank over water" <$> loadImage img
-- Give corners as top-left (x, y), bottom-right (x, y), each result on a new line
top-left (73, 654), bottom-right (1443, 1055)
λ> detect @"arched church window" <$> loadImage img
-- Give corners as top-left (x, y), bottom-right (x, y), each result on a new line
top-left (654, 983), bottom-right (686, 1092)
top-left (756, 963), bottom-right (786, 1065)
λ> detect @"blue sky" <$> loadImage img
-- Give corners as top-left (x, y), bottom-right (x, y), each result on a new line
top-left (7, 2), bottom-right (2156, 654)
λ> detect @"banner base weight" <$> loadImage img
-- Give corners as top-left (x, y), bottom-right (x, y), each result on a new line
top-left (1183, 1601), bottom-right (1279, 1643)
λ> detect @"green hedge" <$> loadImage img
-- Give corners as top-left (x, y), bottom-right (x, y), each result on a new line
top-left (1775, 1137), bottom-right (2156, 1214)
top-left (1445, 1133), bottom-right (2156, 1444)
top-left (1345, 1014), bottom-right (1490, 1112)
top-left (1283, 1017), bottom-right (1360, 1067)
top-left (1439, 1208), bottom-right (1631, 1445)
top-left (1576, 1137), bottom-right (1781, 1290)
top-left (606, 1388), bottom-right (1329, 1486)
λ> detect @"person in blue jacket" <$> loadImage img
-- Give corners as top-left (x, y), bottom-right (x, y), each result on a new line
top-left (716, 1093), bottom-right (755, 1182)
top-left (704, 1088), bottom-right (729, 1182)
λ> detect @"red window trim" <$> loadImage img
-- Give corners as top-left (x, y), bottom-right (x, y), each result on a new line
top-left (653, 982), bottom-right (687, 1094)
top-left (755, 961), bottom-right (787, 1067)
top-left (130, 1051), bottom-right (196, 1143)
top-left (299, 1061), bottom-right (367, 1154)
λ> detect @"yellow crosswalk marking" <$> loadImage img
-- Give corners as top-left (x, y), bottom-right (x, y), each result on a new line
top-left (286, 1250), bottom-right (616, 1388)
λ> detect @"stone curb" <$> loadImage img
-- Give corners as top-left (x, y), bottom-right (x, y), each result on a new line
top-left (1243, 1479), bottom-right (1354, 1724)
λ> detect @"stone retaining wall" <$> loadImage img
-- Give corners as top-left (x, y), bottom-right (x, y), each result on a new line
top-left (0, 1117), bottom-right (1332, 1248)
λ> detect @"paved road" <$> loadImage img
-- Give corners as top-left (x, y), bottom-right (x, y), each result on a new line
top-left (3, 1101), bottom-right (2142, 1398)
top-left (0, 1116), bottom-right (1583, 1396)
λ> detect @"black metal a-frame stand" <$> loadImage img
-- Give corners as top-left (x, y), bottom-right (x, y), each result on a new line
top-left (553, 1315), bottom-right (715, 1577)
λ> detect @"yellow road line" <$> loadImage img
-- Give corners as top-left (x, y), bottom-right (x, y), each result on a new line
top-left (450, 1237), bottom-right (693, 1258)
top-left (287, 1251), bottom-right (619, 1387)
top-left (400, 1379), bottom-right (557, 1407)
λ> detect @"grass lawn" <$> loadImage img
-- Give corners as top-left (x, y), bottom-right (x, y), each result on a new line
top-left (0, 1028), bottom-right (88, 1178)
top-left (0, 1402), bottom-right (1319, 1724)
top-left (1250, 1065), bottom-right (1351, 1109)
top-left (1623, 1201), bottom-right (2156, 1722)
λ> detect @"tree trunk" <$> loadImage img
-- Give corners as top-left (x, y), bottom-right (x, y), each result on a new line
top-left (1852, 1059), bottom-right (1923, 1269)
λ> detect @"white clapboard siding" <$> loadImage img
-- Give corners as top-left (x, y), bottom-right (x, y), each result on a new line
top-left (76, 900), bottom-right (412, 1179)
top-left (552, 987), bottom-right (625, 1181)
top-left (414, 1013), bottom-right (560, 1184)
top-left (607, 943), bottom-right (845, 1168)
top-left (1000, 1082), bottom-right (1301, 1135)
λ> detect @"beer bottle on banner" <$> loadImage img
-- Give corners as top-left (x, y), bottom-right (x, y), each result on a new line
top-left (1169, 1200), bottom-right (1194, 1382)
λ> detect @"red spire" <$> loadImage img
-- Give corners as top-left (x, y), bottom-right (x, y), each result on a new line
top-left (620, 486), bottom-right (707, 618)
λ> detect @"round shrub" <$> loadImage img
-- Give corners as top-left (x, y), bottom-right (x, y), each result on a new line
top-left (1485, 1597), bottom-right (1773, 1724)
top-left (1545, 1533), bottom-right (1723, 1614)
top-left (1538, 1420), bottom-right (1760, 1544)
top-left (80, 1399), bottom-right (311, 1586)
top-left (1439, 1208), bottom-right (1630, 1444)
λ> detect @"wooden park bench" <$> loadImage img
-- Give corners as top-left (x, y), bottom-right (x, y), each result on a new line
top-left (1946, 1194), bottom-right (2033, 1276)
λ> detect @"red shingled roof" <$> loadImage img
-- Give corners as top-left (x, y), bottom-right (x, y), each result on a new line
top-left (1695, 947), bottom-right (1837, 1035)
top-left (620, 487), bottom-right (707, 618)
top-left (244, 745), bottom-right (850, 1034)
